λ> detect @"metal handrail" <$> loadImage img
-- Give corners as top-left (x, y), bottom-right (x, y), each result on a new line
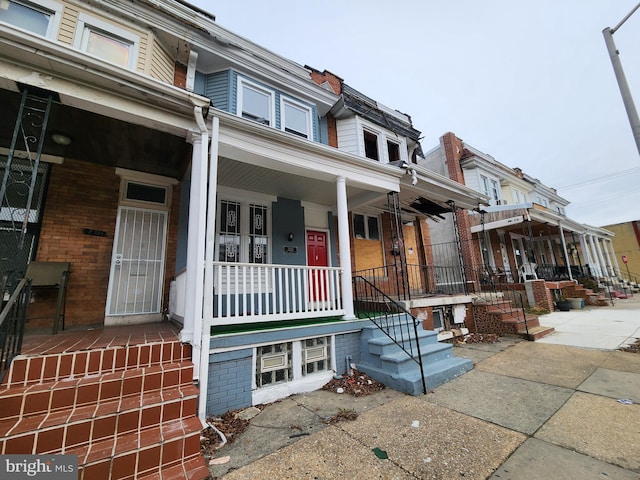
top-left (353, 275), bottom-right (427, 394)
top-left (0, 278), bottom-right (31, 384)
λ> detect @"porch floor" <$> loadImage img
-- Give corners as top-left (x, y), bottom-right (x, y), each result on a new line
top-left (21, 322), bottom-right (181, 356)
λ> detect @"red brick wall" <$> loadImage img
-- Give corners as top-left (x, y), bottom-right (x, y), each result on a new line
top-left (30, 159), bottom-right (180, 328)
top-left (174, 62), bottom-right (187, 89)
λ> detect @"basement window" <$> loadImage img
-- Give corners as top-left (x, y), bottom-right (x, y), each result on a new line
top-left (256, 342), bottom-right (292, 387)
top-left (303, 336), bottom-right (330, 375)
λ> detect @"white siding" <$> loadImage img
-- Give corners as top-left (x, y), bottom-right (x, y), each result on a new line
top-left (336, 118), bottom-right (360, 156)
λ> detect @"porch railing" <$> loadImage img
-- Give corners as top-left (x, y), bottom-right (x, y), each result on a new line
top-left (213, 262), bottom-right (343, 324)
top-left (352, 264), bottom-right (469, 301)
top-left (0, 278), bottom-right (31, 383)
top-left (353, 274), bottom-right (426, 394)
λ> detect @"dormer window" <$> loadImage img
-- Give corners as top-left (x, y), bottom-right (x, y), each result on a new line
top-left (238, 79), bottom-right (273, 126)
top-left (387, 140), bottom-right (400, 163)
top-left (0, 0), bottom-right (61, 38)
top-left (281, 98), bottom-right (311, 138)
top-left (363, 130), bottom-right (379, 160)
top-left (74, 13), bottom-right (139, 69)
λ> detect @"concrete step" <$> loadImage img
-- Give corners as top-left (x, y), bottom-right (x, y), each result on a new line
top-left (356, 355), bottom-right (473, 396)
top-left (517, 325), bottom-right (555, 341)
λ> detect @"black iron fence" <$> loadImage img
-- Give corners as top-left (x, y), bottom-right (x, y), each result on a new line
top-left (0, 278), bottom-right (30, 383)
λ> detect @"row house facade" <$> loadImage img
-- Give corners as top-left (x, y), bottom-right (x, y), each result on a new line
top-left (0, 1), bottom-right (487, 477)
top-left (422, 132), bottom-right (620, 289)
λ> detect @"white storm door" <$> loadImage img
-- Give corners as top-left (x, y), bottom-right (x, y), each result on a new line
top-left (107, 206), bottom-right (167, 316)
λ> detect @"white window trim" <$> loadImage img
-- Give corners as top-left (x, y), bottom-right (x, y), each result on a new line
top-left (356, 117), bottom-right (408, 164)
top-left (1, 0), bottom-right (63, 39)
top-left (73, 12), bottom-right (140, 69)
top-left (251, 335), bottom-right (336, 405)
top-left (280, 96), bottom-right (312, 139)
top-left (353, 213), bottom-right (380, 240)
top-left (237, 77), bottom-right (275, 127)
top-left (115, 168), bottom-right (176, 210)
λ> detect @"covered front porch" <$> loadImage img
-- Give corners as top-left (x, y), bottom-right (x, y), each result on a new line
top-left (469, 203), bottom-right (620, 284)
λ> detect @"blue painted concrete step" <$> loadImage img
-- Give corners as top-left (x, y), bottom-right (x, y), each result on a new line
top-left (356, 316), bottom-right (473, 396)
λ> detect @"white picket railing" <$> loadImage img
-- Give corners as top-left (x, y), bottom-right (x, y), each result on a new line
top-left (212, 262), bottom-right (344, 324)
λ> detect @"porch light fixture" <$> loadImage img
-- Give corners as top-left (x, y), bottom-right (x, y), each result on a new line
top-left (288, 232), bottom-right (295, 242)
top-left (51, 133), bottom-right (72, 146)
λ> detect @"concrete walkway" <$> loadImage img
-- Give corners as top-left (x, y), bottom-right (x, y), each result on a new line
top-left (208, 298), bottom-right (640, 479)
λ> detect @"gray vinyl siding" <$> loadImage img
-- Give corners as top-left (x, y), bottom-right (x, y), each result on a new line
top-left (335, 118), bottom-right (360, 155)
top-left (206, 70), bottom-right (231, 112)
top-left (205, 70), bottom-right (320, 141)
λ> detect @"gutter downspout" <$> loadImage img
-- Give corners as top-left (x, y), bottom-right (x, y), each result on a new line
top-left (199, 115), bottom-right (219, 424)
top-left (184, 104), bottom-right (208, 383)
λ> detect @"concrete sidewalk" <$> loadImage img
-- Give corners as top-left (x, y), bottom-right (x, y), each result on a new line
top-left (208, 299), bottom-right (640, 479)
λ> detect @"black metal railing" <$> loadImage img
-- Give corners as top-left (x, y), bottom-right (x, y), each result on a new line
top-left (353, 264), bottom-right (468, 301)
top-left (0, 278), bottom-right (31, 383)
top-left (352, 275), bottom-right (426, 394)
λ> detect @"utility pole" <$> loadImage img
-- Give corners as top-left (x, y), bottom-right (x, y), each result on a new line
top-left (603, 2), bottom-right (640, 157)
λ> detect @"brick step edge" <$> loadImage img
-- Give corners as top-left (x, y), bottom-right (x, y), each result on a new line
top-left (3, 341), bottom-right (192, 388)
top-left (0, 361), bottom-right (194, 422)
top-left (0, 384), bottom-right (199, 454)
top-left (71, 417), bottom-right (207, 480)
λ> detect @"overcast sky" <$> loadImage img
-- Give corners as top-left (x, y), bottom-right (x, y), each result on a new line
top-left (192, 1), bottom-right (640, 228)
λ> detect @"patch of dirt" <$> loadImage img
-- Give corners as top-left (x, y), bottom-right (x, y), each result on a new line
top-left (321, 369), bottom-right (386, 396)
top-left (453, 332), bottom-right (501, 344)
top-left (619, 338), bottom-right (640, 354)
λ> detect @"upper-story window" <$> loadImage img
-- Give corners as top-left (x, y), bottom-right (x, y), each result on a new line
top-left (281, 97), bottom-right (311, 138)
top-left (480, 175), bottom-right (501, 205)
top-left (387, 140), bottom-right (400, 163)
top-left (238, 79), bottom-right (274, 126)
top-left (74, 13), bottom-right (139, 69)
top-left (535, 196), bottom-right (548, 207)
top-left (363, 130), bottom-right (379, 160)
top-left (0, 0), bottom-right (61, 38)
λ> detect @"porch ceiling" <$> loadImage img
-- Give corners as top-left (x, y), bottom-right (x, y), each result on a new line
top-left (217, 156), bottom-right (382, 207)
top-left (0, 88), bottom-right (190, 178)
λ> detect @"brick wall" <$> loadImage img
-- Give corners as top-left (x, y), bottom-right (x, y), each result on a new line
top-left (207, 349), bottom-right (253, 416)
top-left (30, 159), bottom-right (181, 328)
top-left (334, 332), bottom-right (361, 373)
top-left (174, 61), bottom-right (187, 89)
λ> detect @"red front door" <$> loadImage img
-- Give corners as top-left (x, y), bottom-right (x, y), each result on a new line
top-left (307, 231), bottom-right (328, 302)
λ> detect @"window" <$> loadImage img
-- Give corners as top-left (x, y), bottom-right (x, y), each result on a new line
top-left (480, 175), bottom-right (490, 196)
top-left (363, 130), bottom-right (379, 160)
top-left (74, 13), bottom-right (139, 69)
top-left (432, 309), bottom-right (444, 331)
top-left (387, 140), bottom-right (400, 163)
top-left (303, 336), bottom-right (330, 375)
top-left (256, 342), bottom-right (292, 387)
top-left (0, 0), bottom-right (60, 37)
top-left (239, 79), bottom-right (273, 125)
top-left (218, 199), bottom-right (270, 263)
top-left (353, 214), bottom-right (380, 240)
top-left (281, 98), bottom-right (311, 138)
top-left (256, 336), bottom-right (331, 388)
top-left (490, 180), bottom-right (500, 204)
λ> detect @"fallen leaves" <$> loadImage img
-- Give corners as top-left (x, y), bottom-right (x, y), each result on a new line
top-left (321, 370), bottom-right (386, 397)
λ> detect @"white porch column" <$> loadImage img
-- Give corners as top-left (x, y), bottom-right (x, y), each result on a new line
top-left (199, 116), bottom-right (219, 423)
top-left (602, 237), bottom-right (615, 276)
top-left (558, 223), bottom-right (572, 281)
top-left (336, 176), bottom-right (355, 319)
top-left (608, 239), bottom-right (622, 276)
top-left (595, 236), bottom-right (608, 278)
top-left (587, 235), bottom-right (601, 277)
top-left (580, 234), bottom-right (592, 275)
